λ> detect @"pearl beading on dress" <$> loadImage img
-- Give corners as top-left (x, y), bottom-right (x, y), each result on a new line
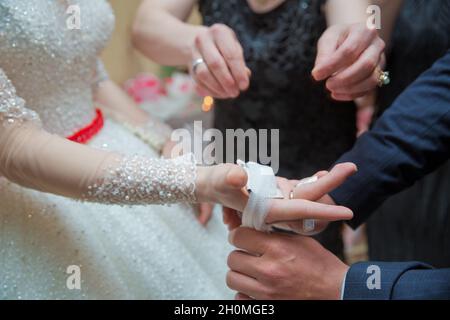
top-left (85, 153), bottom-right (197, 205)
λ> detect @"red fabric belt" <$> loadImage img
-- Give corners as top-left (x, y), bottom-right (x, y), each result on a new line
top-left (67, 109), bottom-right (104, 144)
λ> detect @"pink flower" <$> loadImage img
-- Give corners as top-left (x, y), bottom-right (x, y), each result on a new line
top-left (124, 73), bottom-right (165, 103)
top-left (124, 72), bottom-right (198, 110)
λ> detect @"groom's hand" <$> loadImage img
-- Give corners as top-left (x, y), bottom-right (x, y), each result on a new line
top-left (226, 228), bottom-right (349, 300)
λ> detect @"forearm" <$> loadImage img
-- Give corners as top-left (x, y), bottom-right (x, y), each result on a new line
top-left (343, 261), bottom-right (433, 300)
top-left (343, 261), bottom-right (450, 299)
top-left (325, 0), bottom-right (403, 42)
top-left (94, 79), bottom-right (175, 152)
top-left (94, 80), bottom-right (150, 126)
top-left (325, 0), bottom-right (370, 25)
top-left (0, 123), bottom-right (197, 205)
top-left (133, 0), bottom-right (205, 66)
top-left (0, 65), bottom-right (198, 207)
top-left (371, 0), bottom-right (404, 45)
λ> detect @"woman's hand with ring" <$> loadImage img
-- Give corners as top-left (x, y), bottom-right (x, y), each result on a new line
top-left (190, 24), bottom-right (251, 99)
top-left (312, 23), bottom-right (387, 101)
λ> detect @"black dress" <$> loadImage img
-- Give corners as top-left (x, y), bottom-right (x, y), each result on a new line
top-left (368, 0), bottom-right (450, 267)
top-left (199, 0), bottom-right (356, 256)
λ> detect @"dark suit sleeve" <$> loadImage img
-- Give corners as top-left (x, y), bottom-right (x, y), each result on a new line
top-left (343, 261), bottom-right (450, 300)
top-left (329, 50), bottom-right (450, 228)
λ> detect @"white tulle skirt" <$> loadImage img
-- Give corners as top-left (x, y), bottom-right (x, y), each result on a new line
top-left (0, 120), bottom-right (233, 299)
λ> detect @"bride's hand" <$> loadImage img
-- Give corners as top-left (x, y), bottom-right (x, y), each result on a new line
top-left (195, 164), bottom-right (249, 211)
top-left (197, 163), bottom-right (355, 225)
top-left (265, 162), bottom-right (357, 234)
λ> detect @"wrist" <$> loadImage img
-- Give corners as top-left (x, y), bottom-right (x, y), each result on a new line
top-left (185, 25), bottom-right (209, 67)
top-left (327, 263), bottom-right (349, 300)
top-left (195, 166), bottom-right (215, 203)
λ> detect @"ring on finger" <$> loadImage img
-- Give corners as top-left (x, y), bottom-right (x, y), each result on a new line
top-left (377, 69), bottom-right (390, 87)
top-left (192, 58), bottom-right (206, 75)
top-left (289, 176), bottom-right (317, 233)
top-left (289, 190), bottom-right (294, 200)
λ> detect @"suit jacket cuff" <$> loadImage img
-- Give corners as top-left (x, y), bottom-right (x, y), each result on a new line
top-left (343, 261), bottom-right (431, 300)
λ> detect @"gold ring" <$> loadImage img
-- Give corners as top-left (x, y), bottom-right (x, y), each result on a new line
top-left (289, 190), bottom-right (294, 200)
top-left (377, 70), bottom-right (390, 87)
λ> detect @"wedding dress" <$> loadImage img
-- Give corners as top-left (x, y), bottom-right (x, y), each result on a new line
top-left (0, 0), bottom-right (233, 299)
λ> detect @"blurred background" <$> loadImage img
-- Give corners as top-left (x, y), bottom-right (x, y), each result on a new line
top-left (100, 1), bottom-right (212, 128)
top-left (101, 0), bottom-right (201, 83)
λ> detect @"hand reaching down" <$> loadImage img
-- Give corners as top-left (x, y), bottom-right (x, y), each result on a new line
top-left (312, 23), bottom-right (386, 101)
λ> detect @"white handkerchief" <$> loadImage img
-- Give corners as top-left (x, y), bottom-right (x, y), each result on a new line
top-left (238, 160), bottom-right (283, 198)
top-left (237, 160), bottom-right (282, 231)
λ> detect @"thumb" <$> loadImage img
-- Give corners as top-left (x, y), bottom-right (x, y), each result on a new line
top-left (225, 165), bottom-right (248, 190)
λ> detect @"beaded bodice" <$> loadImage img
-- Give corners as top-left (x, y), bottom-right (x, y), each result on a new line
top-left (0, 0), bottom-right (114, 137)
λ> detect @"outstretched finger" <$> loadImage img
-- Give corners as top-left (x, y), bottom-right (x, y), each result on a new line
top-left (293, 162), bottom-right (357, 201)
top-left (265, 198), bottom-right (353, 223)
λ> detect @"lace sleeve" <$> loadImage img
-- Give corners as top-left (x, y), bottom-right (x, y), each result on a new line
top-left (0, 68), bottom-right (41, 126)
top-left (0, 67), bottom-right (197, 206)
top-left (85, 153), bottom-right (197, 205)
